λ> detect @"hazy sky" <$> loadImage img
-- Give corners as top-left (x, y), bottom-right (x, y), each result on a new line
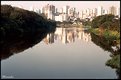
top-left (1, 1), bottom-right (120, 12)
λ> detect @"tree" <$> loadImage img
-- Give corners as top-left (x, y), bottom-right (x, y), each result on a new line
top-left (1, 5), bottom-right (56, 39)
top-left (91, 14), bottom-right (119, 31)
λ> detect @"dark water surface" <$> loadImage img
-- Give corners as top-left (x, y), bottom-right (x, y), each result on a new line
top-left (1, 28), bottom-right (118, 79)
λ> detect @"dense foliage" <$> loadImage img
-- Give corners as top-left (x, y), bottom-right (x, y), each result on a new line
top-left (90, 15), bottom-right (120, 78)
top-left (81, 18), bottom-right (91, 26)
top-left (91, 14), bottom-right (120, 32)
top-left (0, 5), bottom-right (56, 40)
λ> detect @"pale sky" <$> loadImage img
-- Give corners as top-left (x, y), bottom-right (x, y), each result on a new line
top-left (1, 1), bottom-right (120, 12)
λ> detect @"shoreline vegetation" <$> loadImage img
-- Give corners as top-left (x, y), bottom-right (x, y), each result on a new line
top-left (89, 28), bottom-right (120, 46)
top-left (89, 14), bottom-right (120, 48)
top-left (56, 21), bottom-right (83, 28)
top-left (0, 5), bottom-right (56, 43)
top-left (0, 5), bottom-right (56, 60)
top-left (88, 14), bottom-right (120, 75)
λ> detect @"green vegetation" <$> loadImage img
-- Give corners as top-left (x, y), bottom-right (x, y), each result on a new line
top-left (89, 14), bottom-right (120, 74)
top-left (89, 14), bottom-right (120, 45)
top-left (91, 14), bottom-right (120, 32)
top-left (106, 54), bottom-right (120, 79)
top-left (91, 30), bottom-right (120, 78)
top-left (89, 28), bottom-right (120, 44)
top-left (0, 5), bottom-right (56, 41)
top-left (82, 18), bottom-right (92, 27)
top-left (106, 54), bottom-right (120, 69)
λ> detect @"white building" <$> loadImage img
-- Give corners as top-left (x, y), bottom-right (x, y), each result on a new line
top-left (109, 6), bottom-right (117, 15)
top-left (42, 4), bottom-right (55, 20)
top-left (62, 6), bottom-right (70, 21)
top-left (55, 14), bottom-right (63, 22)
top-left (86, 8), bottom-right (90, 17)
top-left (68, 7), bottom-right (76, 17)
top-left (116, 7), bottom-right (120, 17)
top-left (58, 8), bottom-right (63, 13)
top-left (92, 8), bottom-right (97, 17)
top-left (97, 6), bottom-right (103, 16)
top-left (103, 9), bottom-right (108, 15)
top-left (118, 7), bottom-right (120, 17)
top-left (29, 6), bottom-right (34, 11)
top-left (79, 11), bottom-right (83, 19)
top-left (62, 6), bottom-right (70, 14)
top-left (55, 6), bottom-right (70, 22)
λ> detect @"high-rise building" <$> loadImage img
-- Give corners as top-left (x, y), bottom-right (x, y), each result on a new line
top-left (42, 4), bottom-right (55, 20)
top-left (55, 14), bottom-right (63, 22)
top-left (89, 9), bottom-right (93, 16)
top-left (62, 6), bottom-right (70, 14)
top-left (118, 7), bottom-right (120, 17)
top-left (54, 8), bottom-right (63, 22)
top-left (55, 6), bottom-right (71, 22)
top-left (76, 12), bottom-right (79, 18)
top-left (116, 7), bottom-right (120, 17)
top-left (29, 6), bottom-right (34, 11)
top-left (97, 6), bottom-right (103, 16)
top-left (35, 9), bottom-right (41, 14)
top-left (92, 8), bottom-right (97, 17)
top-left (86, 8), bottom-right (90, 17)
top-left (68, 7), bottom-right (76, 17)
top-left (62, 6), bottom-right (70, 21)
top-left (58, 8), bottom-right (63, 13)
top-left (79, 11), bottom-right (83, 19)
top-left (102, 9), bottom-right (108, 15)
top-left (109, 6), bottom-right (117, 15)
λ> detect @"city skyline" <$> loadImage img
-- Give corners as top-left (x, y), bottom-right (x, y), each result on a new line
top-left (1, 1), bottom-right (120, 12)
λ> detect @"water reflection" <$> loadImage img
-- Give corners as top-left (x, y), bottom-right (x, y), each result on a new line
top-left (1, 27), bottom-right (120, 79)
top-left (0, 32), bottom-right (48, 60)
top-left (91, 33), bottom-right (120, 54)
top-left (43, 28), bottom-right (91, 44)
top-left (43, 28), bottom-right (120, 79)
top-left (91, 33), bottom-right (120, 79)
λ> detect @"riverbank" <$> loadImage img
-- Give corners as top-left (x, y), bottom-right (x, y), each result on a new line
top-left (56, 22), bottom-right (83, 28)
top-left (89, 28), bottom-right (120, 45)
top-left (89, 28), bottom-right (120, 73)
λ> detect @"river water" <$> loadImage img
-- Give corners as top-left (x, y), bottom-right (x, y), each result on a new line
top-left (1, 27), bottom-right (117, 79)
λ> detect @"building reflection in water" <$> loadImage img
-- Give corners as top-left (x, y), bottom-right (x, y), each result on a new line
top-left (43, 33), bottom-right (54, 44)
top-left (43, 28), bottom-right (91, 44)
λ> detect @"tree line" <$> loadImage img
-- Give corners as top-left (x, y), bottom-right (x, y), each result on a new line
top-left (0, 5), bottom-right (56, 40)
top-left (82, 14), bottom-right (120, 32)
top-left (91, 14), bottom-right (120, 32)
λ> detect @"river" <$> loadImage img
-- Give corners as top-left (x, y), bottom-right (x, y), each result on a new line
top-left (1, 27), bottom-right (118, 79)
